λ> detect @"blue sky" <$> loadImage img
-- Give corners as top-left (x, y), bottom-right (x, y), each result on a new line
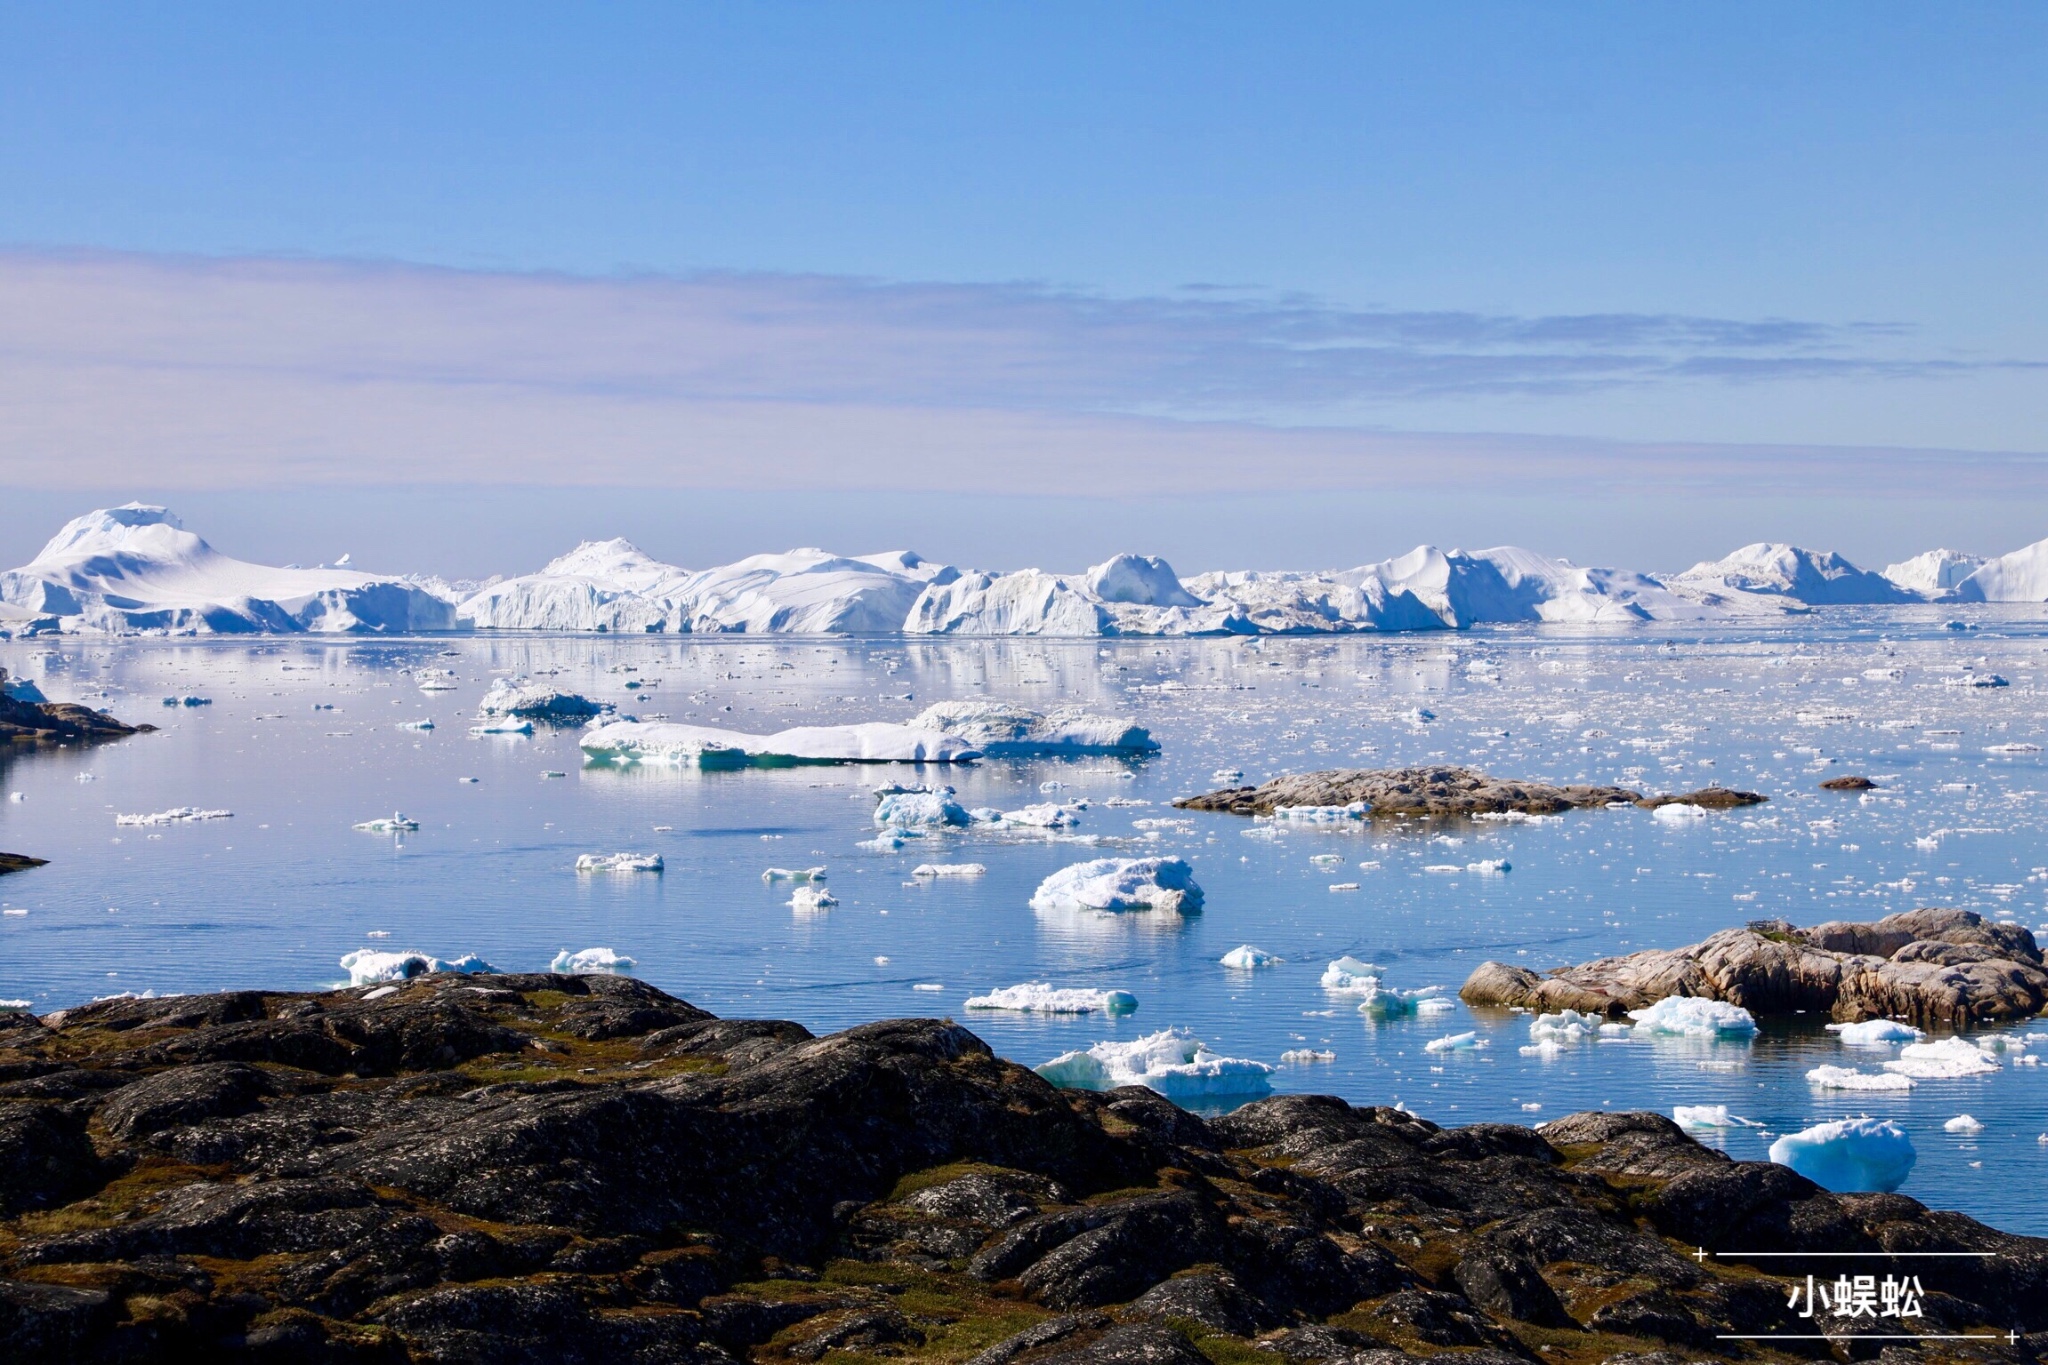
top-left (0, 3), bottom-right (2043, 574)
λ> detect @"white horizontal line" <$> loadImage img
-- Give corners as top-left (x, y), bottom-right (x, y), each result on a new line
top-left (1713, 1250), bottom-right (1999, 1258)
top-left (1717, 1336), bottom-right (2003, 1342)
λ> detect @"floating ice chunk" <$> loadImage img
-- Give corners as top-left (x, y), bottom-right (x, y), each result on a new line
top-left (997, 802), bottom-right (1084, 829)
top-left (873, 787), bottom-right (971, 828)
top-left (1084, 552), bottom-right (1203, 608)
top-left (1423, 1031), bottom-right (1485, 1053)
top-left (911, 863), bottom-right (986, 877)
top-left (1034, 1028), bottom-right (1273, 1100)
top-left (581, 718), bottom-right (980, 766)
top-left (470, 718), bottom-right (534, 735)
top-left (1422, 864), bottom-right (1463, 874)
top-left (790, 885), bottom-right (838, 912)
top-left (575, 852), bottom-right (664, 873)
top-left (1029, 857), bottom-right (1202, 913)
top-left (1884, 1037), bottom-right (2000, 1078)
top-left (1944, 1114), bottom-right (1985, 1134)
top-left (1973, 1032), bottom-right (2030, 1053)
top-left (1519, 1040), bottom-right (1564, 1058)
top-left (1319, 956), bottom-right (1384, 991)
top-left (1328, 882), bottom-right (1361, 892)
top-left (339, 949), bottom-right (497, 985)
top-left (477, 677), bottom-right (606, 720)
top-left (552, 947), bottom-right (636, 975)
top-left (396, 718), bottom-right (436, 731)
top-left (1530, 1010), bottom-right (1603, 1042)
top-left (1827, 1019), bottom-right (1924, 1045)
top-left (761, 866), bottom-right (828, 882)
top-left (1807, 1065), bottom-right (1915, 1091)
top-left (1627, 997), bottom-right (1758, 1038)
top-left (1280, 1048), bottom-right (1336, 1063)
top-left (0, 998), bottom-right (33, 1012)
top-left (115, 807), bottom-right (232, 826)
top-left (1220, 944), bottom-right (1282, 969)
top-left (1652, 803), bottom-right (1709, 821)
top-left (1769, 1117), bottom-right (1915, 1193)
top-left (1467, 859), bottom-right (1511, 875)
top-left (963, 983), bottom-right (1137, 1014)
top-left (1211, 768), bottom-right (1244, 782)
top-left (1273, 804), bottom-right (1365, 822)
top-left (858, 831), bottom-right (920, 851)
top-left (352, 812), bottom-right (419, 833)
top-left (909, 700), bottom-right (1158, 754)
top-left (1674, 1104), bottom-right (1760, 1131)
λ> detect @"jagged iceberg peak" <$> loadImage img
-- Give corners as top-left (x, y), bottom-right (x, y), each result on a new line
top-left (1950, 534), bottom-right (2048, 602)
top-left (1665, 542), bottom-right (1912, 605)
top-left (1885, 548), bottom-right (1986, 596)
top-left (1084, 553), bottom-right (1202, 607)
top-left (32, 502), bottom-right (192, 564)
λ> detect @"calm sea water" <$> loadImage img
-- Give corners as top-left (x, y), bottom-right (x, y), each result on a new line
top-left (4, 610), bottom-right (2047, 1232)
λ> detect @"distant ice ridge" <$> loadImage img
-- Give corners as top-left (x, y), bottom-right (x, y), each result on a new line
top-left (1034, 1027), bottom-right (1274, 1099)
top-left (551, 947), bottom-right (635, 975)
top-left (909, 701), bottom-right (1156, 755)
top-left (1029, 858), bottom-right (1203, 913)
top-left (1626, 997), bottom-right (1758, 1038)
top-left (1, 504), bottom-right (457, 635)
top-left (1885, 548), bottom-right (1987, 595)
top-left (963, 983), bottom-right (1138, 1014)
top-left (580, 719), bottom-right (980, 767)
top-left (339, 949), bottom-right (496, 985)
top-left (1768, 1117), bottom-right (1915, 1193)
top-left (1665, 543), bottom-right (1914, 605)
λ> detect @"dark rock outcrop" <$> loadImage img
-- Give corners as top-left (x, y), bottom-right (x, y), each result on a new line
top-left (1173, 766), bottom-right (1641, 817)
top-left (1635, 787), bottom-right (1767, 810)
top-left (1, 973), bottom-right (2043, 1364)
top-left (1461, 907), bottom-right (2048, 1027)
top-left (0, 670), bottom-right (154, 743)
top-left (0, 853), bottom-right (48, 875)
top-left (1821, 775), bottom-right (1878, 790)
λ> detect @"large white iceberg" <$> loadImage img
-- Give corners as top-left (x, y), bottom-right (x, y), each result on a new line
top-left (1034, 1028), bottom-right (1273, 1100)
top-left (963, 983), bottom-right (1138, 1014)
top-left (1, 505), bottom-right (459, 635)
top-left (1768, 1117), bottom-right (1915, 1192)
top-left (1626, 997), bottom-right (1758, 1038)
top-left (580, 718), bottom-right (980, 767)
top-left (1664, 543), bottom-right (1912, 606)
top-left (1029, 857), bottom-right (1203, 913)
top-left (339, 949), bottom-right (497, 985)
top-left (1953, 534), bottom-right (2048, 602)
top-left (908, 700), bottom-right (1158, 755)
top-left (1885, 548), bottom-right (1986, 596)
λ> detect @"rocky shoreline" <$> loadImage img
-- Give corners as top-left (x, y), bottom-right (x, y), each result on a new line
top-left (1460, 908), bottom-right (2048, 1029)
top-left (1172, 768), bottom-right (1763, 819)
top-left (1, 973), bottom-right (2044, 1363)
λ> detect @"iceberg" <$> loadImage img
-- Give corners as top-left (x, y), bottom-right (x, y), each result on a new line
top-left (575, 852), bottom-right (664, 873)
top-left (1626, 997), bottom-right (1758, 1038)
top-left (1029, 857), bottom-right (1203, 913)
top-left (761, 866), bottom-right (828, 882)
top-left (1280, 1048), bottom-right (1335, 1063)
top-left (789, 885), bottom-right (838, 913)
top-left (1883, 1037), bottom-right (2000, 1078)
top-left (990, 802), bottom-right (1083, 829)
top-left (1652, 803), bottom-right (1709, 821)
top-left (909, 700), bottom-right (1158, 755)
top-left (477, 677), bottom-right (606, 720)
top-left (1220, 944), bottom-right (1282, 969)
top-left (1273, 803), bottom-right (1366, 822)
top-left (1530, 1010), bottom-right (1603, 1042)
top-left (1034, 1027), bottom-right (1273, 1100)
top-left (1768, 1117), bottom-right (1915, 1193)
top-left (339, 949), bottom-right (497, 986)
top-left (1319, 956), bottom-right (1385, 991)
top-left (1674, 1104), bottom-right (1759, 1131)
top-left (1944, 1114), bottom-right (1985, 1134)
top-left (1423, 1031), bottom-right (1485, 1052)
top-left (470, 718), bottom-right (534, 735)
top-left (874, 787), bottom-right (972, 828)
top-left (1, 504), bottom-right (458, 634)
top-left (1806, 1065), bottom-right (1915, 1091)
top-left (352, 812), bottom-right (419, 833)
top-left (115, 807), bottom-right (232, 826)
top-left (1084, 553), bottom-right (1203, 607)
top-left (1664, 543), bottom-right (1913, 606)
top-left (962, 983), bottom-right (1138, 1014)
top-left (551, 947), bottom-right (636, 975)
top-left (1827, 1019), bottom-right (1924, 1045)
top-left (1952, 534), bottom-right (2048, 602)
top-left (1885, 548), bottom-right (1986, 596)
top-left (911, 863), bottom-right (986, 877)
top-left (581, 718), bottom-right (980, 767)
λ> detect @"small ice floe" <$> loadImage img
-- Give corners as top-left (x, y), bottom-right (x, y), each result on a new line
top-left (1948, 673), bottom-right (2009, 688)
top-left (911, 863), bottom-right (986, 877)
top-left (477, 677), bottom-right (606, 720)
top-left (352, 812), bottom-right (419, 833)
top-left (1652, 803), bottom-right (1709, 821)
top-left (1529, 1009), bottom-right (1603, 1042)
top-left (551, 947), bottom-right (636, 975)
top-left (963, 983), bottom-right (1137, 1015)
top-left (1220, 944), bottom-right (1282, 969)
top-left (115, 807), bottom-right (233, 826)
top-left (912, 983), bottom-right (945, 992)
top-left (575, 853), bottom-right (664, 873)
top-left (1673, 1104), bottom-right (1761, 1132)
top-left (1408, 707), bottom-right (1435, 723)
top-left (761, 866), bottom-right (827, 882)
top-left (1423, 1031), bottom-right (1485, 1053)
top-left (1944, 1114), bottom-right (1985, 1134)
top-left (994, 802), bottom-right (1085, 829)
top-left (339, 949), bottom-right (496, 985)
top-left (1827, 1019), bottom-right (1924, 1045)
top-left (1467, 859), bottom-right (1511, 875)
top-left (7, 792), bottom-right (21, 803)
top-left (457, 777), bottom-right (479, 784)
top-left (1038, 780), bottom-right (1067, 793)
top-left (1029, 857), bottom-right (1202, 913)
top-left (873, 785), bottom-right (970, 828)
top-left (470, 719), bottom-right (534, 735)
top-left (1627, 997), bottom-right (1758, 1038)
top-left (1035, 1027), bottom-right (1274, 1100)
top-left (1280, 1048), bottom-right (1336, 1063)
top-left (1212, 768), bottom-right (1244, 782)
top-left (1769, 1117), bottom-right (1915, 1193)
top-left (1328, 882), bottom-right (1361, 892)
top-left (1986, 743), bottom-right (2041, 755)
top-left (1807, 1065), bottom-right (1915, 1091)
top-left (859, 831), bottom-right (920, 852)
top-left (789, 885), bottom-right (838, 912)
top-left (397, 719), bottom-right (435, 731)
top-left (1422, 864), bottom-right (1463, 874)
top-left (1884, 1037), bottom-right (2000, 1078)
top-left (1320, 956), bottom-right (1383, 991)
top-left (1273, 803), bottom-right (1365, 822)
top-left (540, 770), bottom-right (566, 779)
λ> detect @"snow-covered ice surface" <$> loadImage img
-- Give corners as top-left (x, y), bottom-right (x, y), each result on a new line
top-left (962, 983), bottom-right (1138, 1014)
top-left (10, 613), bottom-right (2048, 1230)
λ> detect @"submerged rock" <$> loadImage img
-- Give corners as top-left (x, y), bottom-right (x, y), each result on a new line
top-left (1461, 907), bottom-right (2048, 1027)
top-left (1173, 766), bottom-right (1641, 817)
top-left (2, 974), bottom-right (2043, 1363)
